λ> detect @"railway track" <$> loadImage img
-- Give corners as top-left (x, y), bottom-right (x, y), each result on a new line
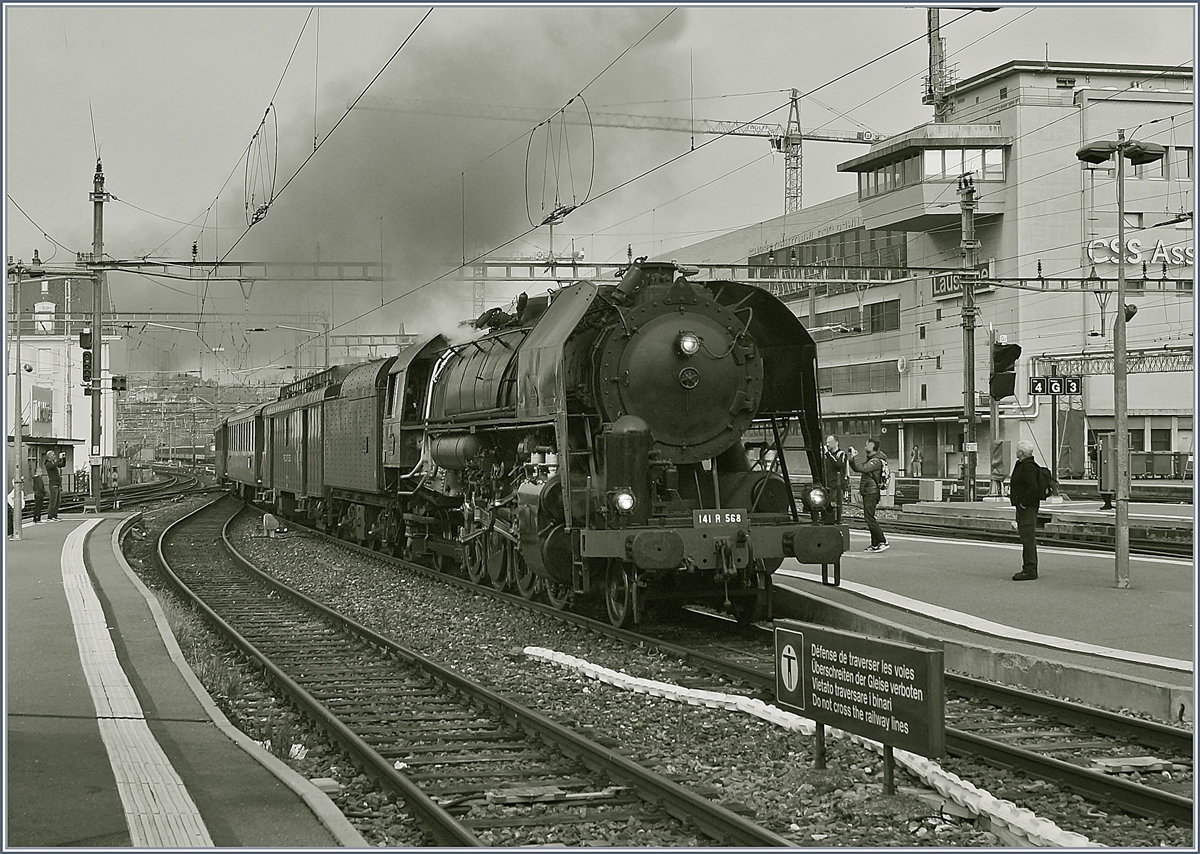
top-left (157, 497), bottom-right (795, 847)
top-left (17, 472), bottom-right (208, 523)
top-left (633, 613), bottom-right (1195, 826)
top-left (229, 500), bottom-right (1194, 827)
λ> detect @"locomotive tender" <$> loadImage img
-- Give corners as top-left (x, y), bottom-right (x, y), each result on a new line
top-left (216, 260), bottom-right (847, 626)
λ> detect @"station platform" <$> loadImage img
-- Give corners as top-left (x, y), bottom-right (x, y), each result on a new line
top-left (4, 513), bottom-right (367, 848)
top-left (773, 523), bottom-right (1194, 726)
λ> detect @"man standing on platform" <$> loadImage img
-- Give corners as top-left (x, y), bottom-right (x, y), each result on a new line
top-left (848, 438), bottom-right (890, 552)
top-left (44, 450), bottom-right (62, 522)
top-left (822, 435), bottom-right (849, 522)
top-left (30, 460), bottom-right (46, 524)
top-left (1009, 439), bottom-right (1041, 581)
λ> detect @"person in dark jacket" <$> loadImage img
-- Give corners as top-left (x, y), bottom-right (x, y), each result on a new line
top-left (848, 439), bottom-right (890, 552)
top-left (44, 450), bottom-right (62, 521)
top-left (1009, 439), bottom-right (1041, 581)
top-left (30, 460), bottom-right (46, 524)
top-left (822, 435), bottom-right (849, 522)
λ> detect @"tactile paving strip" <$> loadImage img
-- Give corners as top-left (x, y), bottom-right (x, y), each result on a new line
top-left (61, 520), bottom-right (213, 847)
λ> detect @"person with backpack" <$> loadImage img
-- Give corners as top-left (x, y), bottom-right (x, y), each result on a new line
top-left (1009, 439), bottom-right (1044, 581)
top-left (848, 438), bottom-right (890, 552)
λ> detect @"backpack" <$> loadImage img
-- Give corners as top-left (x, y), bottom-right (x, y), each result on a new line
top-left (873, 457), bottom-right (891, 491)
top-left (1035, 465), bottom-right (1057, 500)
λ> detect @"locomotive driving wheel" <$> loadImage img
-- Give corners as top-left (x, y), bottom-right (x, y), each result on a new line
top-left (605, 560), bottom-right (635, 628)
top-left (465, 535), bottom-right (487, 584)
top-left (511, 542), bottom-right (538, 600)
top-left (487, 532), bottom-right (509, 591)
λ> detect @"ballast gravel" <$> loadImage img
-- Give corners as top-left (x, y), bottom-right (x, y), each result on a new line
top-left (124, 501), bottom-right (1192, 847)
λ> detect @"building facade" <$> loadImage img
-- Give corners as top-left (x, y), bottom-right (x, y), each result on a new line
top-left (6, 271), bottom-right (116, 490)
top-left (669, 61), bottom-right (1194, 485)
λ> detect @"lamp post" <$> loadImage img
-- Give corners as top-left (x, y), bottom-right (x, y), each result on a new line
top-left (1076, 130), bottom-right (1165, 589)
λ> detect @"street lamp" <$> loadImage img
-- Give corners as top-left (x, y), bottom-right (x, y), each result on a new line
top-left (1076, 129), bottom-right (1165, 589)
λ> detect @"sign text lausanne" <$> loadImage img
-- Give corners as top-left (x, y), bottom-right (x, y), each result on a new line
top-left (775, 620), bottom-right (944, 757)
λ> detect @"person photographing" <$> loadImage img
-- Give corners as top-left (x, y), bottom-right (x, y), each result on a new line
top-left (848, 439), bottom-right (890, 552)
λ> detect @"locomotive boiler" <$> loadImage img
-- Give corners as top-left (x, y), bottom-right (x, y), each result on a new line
top-left (219, 259), bottom-right (847, 627)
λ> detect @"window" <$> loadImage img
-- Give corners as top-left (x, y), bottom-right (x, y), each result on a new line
top-left (936, 355), bottom-right (942, 369)
top-left (924, 150), bottom-right (942, 178)
top-left (1128, 429), bottom-right (1145, 451)
top-left (921, 384), bottom-right (927, 402)
top-left (943, 149), bottom-right (963, 177)
top-left (999, 87), bottom-right (1008, 100)
top-left (817, 360), bottom-right (901, 395)
top-left (866, 299), bottom-right (901, 333)
top-left (919, 325), bottom-right (926, 340)
top-left (1171, 146), bottom-right (1193, 180)
top-left (983, 148), bottom-right (1004, 180)
top-left (1150, 429), bottom-right (1172, 451)
top-left (963, 149), bottom-right (983, 178)
top-left (1135, 157), bottom-right (1165, 180)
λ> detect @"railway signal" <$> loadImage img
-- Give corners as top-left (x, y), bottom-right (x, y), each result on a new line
top-left (989, 343), bottom-right (1021, 400)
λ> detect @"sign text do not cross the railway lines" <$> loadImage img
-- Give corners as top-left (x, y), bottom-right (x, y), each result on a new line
top-left (775, 620), bottom-right (945, 759)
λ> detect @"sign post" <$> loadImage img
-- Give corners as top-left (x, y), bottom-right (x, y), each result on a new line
top-left (775, 621), bottom-right (944, 793)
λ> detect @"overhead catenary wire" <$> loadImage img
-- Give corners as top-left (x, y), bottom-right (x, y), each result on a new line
top-left (248, 17), bottom-right (1192, 375)
top-left (245, 12), bottom-right (1041, 367)
top-left (217, 7), bottom-right (433, 265)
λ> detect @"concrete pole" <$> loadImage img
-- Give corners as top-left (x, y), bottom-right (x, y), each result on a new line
top-left (90, 159), bottom-right (109, 512)
top-left (958, 175), bottom-right (979, 501)
top-left (11, 266), bottom-right (24, 539)
top-left (988, 327), bottom-right (1001, 497)
top-left (1113, 130), bottom-right (1131, 589)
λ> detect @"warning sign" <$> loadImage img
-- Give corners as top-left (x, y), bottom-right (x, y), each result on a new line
top-left (775, 620), bottom-right (945, 757)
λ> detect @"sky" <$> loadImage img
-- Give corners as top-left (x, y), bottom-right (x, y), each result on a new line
top-left (4, 2), bottom-right (1196, 383)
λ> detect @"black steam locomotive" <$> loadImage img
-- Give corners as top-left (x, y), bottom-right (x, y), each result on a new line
top-left (216, 260), bottom-right (847, 626)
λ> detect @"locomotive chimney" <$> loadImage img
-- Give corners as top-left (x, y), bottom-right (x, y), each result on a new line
top-left (613, 259), bottom-right (678, 305)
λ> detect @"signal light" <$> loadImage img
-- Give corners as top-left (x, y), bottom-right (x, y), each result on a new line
top-left (82, 351), bottom-right (93, 384)
top-left (989, 342), bottom-right (1021, 400)
top-left (79, 329), bottom-right (92, 349)
top-left (112, 376), bottom-right (127, 392)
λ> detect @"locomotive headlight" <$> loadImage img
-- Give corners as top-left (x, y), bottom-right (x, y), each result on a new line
top-left (676, 331), bottom-right (701, 356)
top-left (806, 486), bottom-right (828, 510)
top-left (612, 489), bottom-right (637, 513)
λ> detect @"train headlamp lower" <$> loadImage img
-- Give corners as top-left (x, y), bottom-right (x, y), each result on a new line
top-left (610, 489), bottom-right (637, 513)
top-left (676, 331), bottom-right (701, 356)
top-left (805, 486), bottom-right (829, 510)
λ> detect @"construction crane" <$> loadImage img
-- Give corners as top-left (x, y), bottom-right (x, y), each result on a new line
top-left (351, 89), bottom-right (883, 214)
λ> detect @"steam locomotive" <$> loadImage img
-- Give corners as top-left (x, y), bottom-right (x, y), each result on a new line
top-left (216, 260), bottom-right (847, 626)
